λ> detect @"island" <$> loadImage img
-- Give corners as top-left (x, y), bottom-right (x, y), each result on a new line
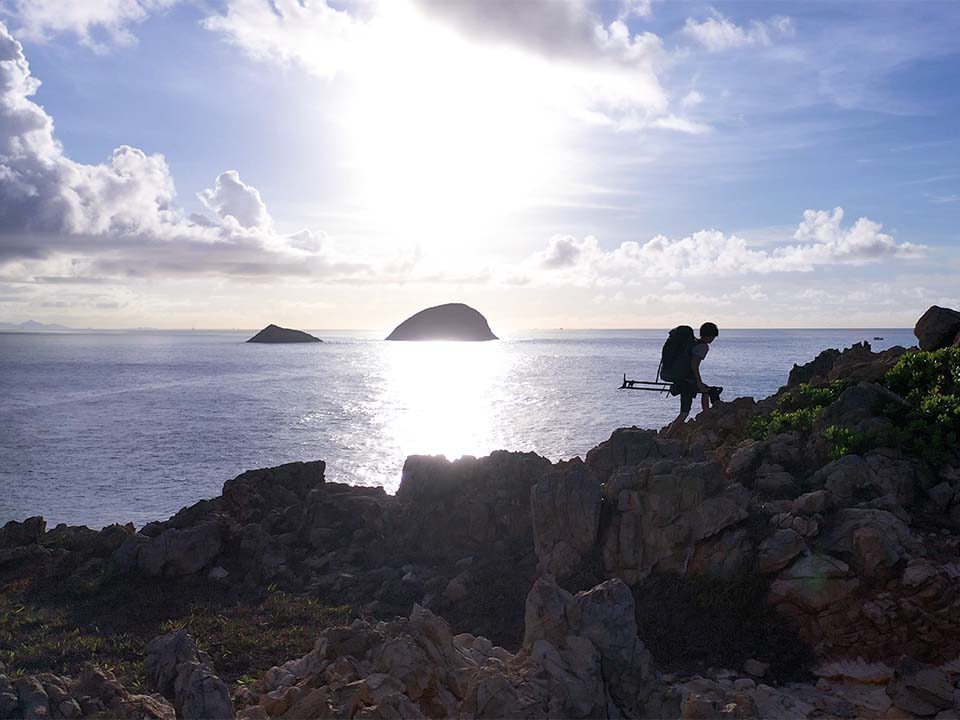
top-left (385, 302), bottom-right (498, 341)
top-left (246, 324), bottom-right (322, 343)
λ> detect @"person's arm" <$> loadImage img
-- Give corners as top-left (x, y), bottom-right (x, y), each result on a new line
top-left (692, 354), bottom-right (711, 410)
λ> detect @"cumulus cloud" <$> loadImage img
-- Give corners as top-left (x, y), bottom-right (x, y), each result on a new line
top-left (4, 0), bottom-right (180, 51)
top-left (528, 208), bottom-right (923, 284)
top-left (0, 21), bottom-right (380, 282)
top-left (198, 171), bottom-right (272, 230)
top-left (683, 12), bottom-right (793, 52)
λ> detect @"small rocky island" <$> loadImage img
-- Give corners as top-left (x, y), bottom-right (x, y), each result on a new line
top-left (2, 305), bottom-right (960, 719)
top-left (246, 324), bottom-right (322, 344)
top-left (385, 303), bottom-right (497, 341)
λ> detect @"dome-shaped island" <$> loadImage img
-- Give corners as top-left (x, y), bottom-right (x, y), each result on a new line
top-left (386, 303), bottom-right (498, 341)
top-left (247, 324), bottom-right (322, 343)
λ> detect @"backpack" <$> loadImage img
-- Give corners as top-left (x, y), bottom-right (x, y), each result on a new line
top-left (658, 325), bottom-right (695, 382)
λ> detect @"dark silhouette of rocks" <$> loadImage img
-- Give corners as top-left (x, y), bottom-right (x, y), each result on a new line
top-left (385, 303), bottom-right (497, 341)
top-left (915, 305), bottom-right (960, 350)
top-left (246, 324), bottom-right (321, 344)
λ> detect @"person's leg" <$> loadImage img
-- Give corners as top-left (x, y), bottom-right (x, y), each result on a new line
top-left (663, 383), bottom-right (694, 438)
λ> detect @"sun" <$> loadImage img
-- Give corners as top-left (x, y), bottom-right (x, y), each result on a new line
top-left (340, 2), bottom-right (567, 250)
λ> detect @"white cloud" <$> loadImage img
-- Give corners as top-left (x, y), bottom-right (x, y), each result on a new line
top-left (526, 208), bottom-right (923, 285)
top-left (683, 12), bottom-right (794, 52)
top-left (4, 0), bottom-right (180, 51)
top-left (198, 171), bottom-right (272, 230)
top-left (681, 90), bottom-right (704, 108)
top-left (203, 0), bottom-right (684, 132)
top-left (0, 21), bottom-right (385, 282)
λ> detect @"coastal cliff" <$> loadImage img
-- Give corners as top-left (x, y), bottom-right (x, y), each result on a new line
top-left (2, 307), bottom-right (959, 719)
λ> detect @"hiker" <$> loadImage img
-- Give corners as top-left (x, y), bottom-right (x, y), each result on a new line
top-left (662, 322), bottom-right (719, 439)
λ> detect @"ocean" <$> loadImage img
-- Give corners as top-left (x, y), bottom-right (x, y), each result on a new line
top-left (0, 328), bottom-right (916, 528)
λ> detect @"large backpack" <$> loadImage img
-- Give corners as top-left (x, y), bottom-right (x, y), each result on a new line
top-left (658, 325), bottom-right (695, 382)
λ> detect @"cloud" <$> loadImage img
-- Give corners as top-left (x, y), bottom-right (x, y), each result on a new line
top-left (3, 0), bottom-right (180, 51)
top-left (0, 21), bottom-right (386, 282)
top-left (203, 0), bottom-right (685, 132)
top-left (527, 208), bottom-right (923, 285)
top-left (683, 12), bottom-right (793, 52)
top-left (198, 171), bottom-right (272, 230)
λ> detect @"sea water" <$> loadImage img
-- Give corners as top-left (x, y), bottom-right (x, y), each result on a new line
top-left (0, 328), bottom-right (916, 528)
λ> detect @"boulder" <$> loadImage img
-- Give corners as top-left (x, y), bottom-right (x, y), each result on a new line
top-left (0, 516), bottom-right (45, 548)
top-left (246, 324), bottom-right (321, 343)
top-left (769, 554), bottom-right (859, 613)
top-left (145, 631), bottom-right (234, 719)
top-left (757, 529), bottom-right (806, 574)
top-left (818, 382), bottom-right (907, 434)
top-left (120, 521), bottom-right (224, 578)
top-left (584, 427), bottom-right (683, 482)
top-left (886, 657), bottom-right (954, 716)
top-left (530, 461), bottom-right (601, 578)
top-left (914, 305), bottom-right (960, 351)
top-left (385, 303), bottom-right (497, 341)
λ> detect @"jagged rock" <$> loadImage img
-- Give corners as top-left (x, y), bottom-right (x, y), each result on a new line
top-left (585, 427), bottom-right (684, 481)
top-left (914, 305), bottom-right (960, 351)
top-left (114, 520), bottom-right (224, 578)
top-left (246, 324), bottom-right (322, 343)
top-left (886, 657), bottom-right (954, 716)
top-left (393, 451), bottom-right (550, 561)
top-left (145, 631), bottom-right (234, 719)
top-left (385, 303), bottom-right (497, 341)
top-left (789, 347), bottom-right (842, 387)
top-left (601, 461), bottom-right (751, 583)
top-left (531, 461), bottom-right (601, 578)
top-left (818, 508), bottom-right (919, 581)
top-left (222, 461), bottom-right (326, 525)
top-left (0, 516), bottom-right (45, 548)
top-left (818, 382), bottom-right (908, 434)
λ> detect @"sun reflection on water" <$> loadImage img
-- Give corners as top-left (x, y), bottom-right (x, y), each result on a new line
top-left (378, 340), bottom-right (508, 464)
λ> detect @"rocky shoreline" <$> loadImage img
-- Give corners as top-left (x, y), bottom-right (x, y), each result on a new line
top-left (2, 307), bottom-right (960, 719)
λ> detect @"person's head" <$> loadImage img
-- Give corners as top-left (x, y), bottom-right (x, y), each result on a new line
top-left (700, 322), bottom-right (719, 343)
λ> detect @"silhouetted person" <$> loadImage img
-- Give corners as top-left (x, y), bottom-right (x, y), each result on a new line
top-left (663, 322), bottom-right (719, 439)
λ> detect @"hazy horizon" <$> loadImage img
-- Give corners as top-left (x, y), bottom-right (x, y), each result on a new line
top-left (0, 1), bottom-right (958, 328)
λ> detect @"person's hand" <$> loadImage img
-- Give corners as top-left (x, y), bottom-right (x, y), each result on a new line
top-left (697, 382), bottom-right (709, 392)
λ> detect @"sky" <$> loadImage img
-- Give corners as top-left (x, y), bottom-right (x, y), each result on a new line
top-left (0, 0), bottom-right (958, 331)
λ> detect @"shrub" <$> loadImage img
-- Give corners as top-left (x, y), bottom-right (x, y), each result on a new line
top-left (823, 425), bottom-right (870, 461)
top-left (883, 347), bottom-right (960, 464)
top-left (777, 380), bottom-right (847, 412)
top-left (749, 407), bottom-right (820, 441)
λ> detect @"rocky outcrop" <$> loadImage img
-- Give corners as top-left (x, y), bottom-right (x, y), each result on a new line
top-left (145, 631), bottom-right (234, 719)
top-left (0, 666), bottom-right (174, 719)
top-left (915, 305), bottom-right (960, 351)
top-left (385, 303), bottom-right (497, 341)
top-left (246, 324), bottom-right (322, 343)
top-left (788, 342), bottom-right (908, 388)
top-left (530, 461), bottom-right (600, 579)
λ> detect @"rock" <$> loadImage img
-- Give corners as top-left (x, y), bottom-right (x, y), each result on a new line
top-left (222, 460), bottom-right (326, 525)
top-left (14, 676), bottom-right (49, 719)
top-left (886, 657), bottom-right (954, 716)
top-left (208, 565), bottom-right (229, 580)
top-left (794, 490), bottom-right (829, 515)
top-left (0, 516), bottom-right (45, 548)
top-left (818, 382), bottom-right (908, 434)
top-left (819, 508), bottom-right (918, 581)
top-left (914, 305), bottom-right (960, 351)
top-left (393, 451), bottom-right (550, 562)
top-left (246, 324), bottom-right (322, 343)
top-left (531, 461), bottom-right (601, 578)
top-left (441, 573), bottom-right (469, 603)
top-left (131, 521), bottom-right (224, 577)
top-left (743, 659), bottom-right (769, 678)
top-left (769, 554), bottom-right (859, 613)
top-left (145, 631), bottom-right (233, 719)
top-left (385, 302), bottom-right (497, 341)
top-left (789, 347), bottom-right (842, 387)
top-left (757, 529), bottom-right (805, 574)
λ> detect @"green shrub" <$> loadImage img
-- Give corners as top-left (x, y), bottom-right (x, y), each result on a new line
top-left (883, 347), bottom-right (960, 464)
top-left (749, 407), bottom-right (820, 441)
top-left (823, 425), bottom-right (870, 461)
top-left (777, 380), bottom-right (847, 412)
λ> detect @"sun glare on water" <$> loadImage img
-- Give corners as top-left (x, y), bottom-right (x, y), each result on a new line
top-left (379, 340), bottom-right (509, 464)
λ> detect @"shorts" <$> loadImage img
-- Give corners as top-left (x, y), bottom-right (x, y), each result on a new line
top-left (671, 380), bottom-right (697, 414)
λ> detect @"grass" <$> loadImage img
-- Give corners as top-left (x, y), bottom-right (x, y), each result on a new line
top-left (0, 571), bottom-right (351, 688)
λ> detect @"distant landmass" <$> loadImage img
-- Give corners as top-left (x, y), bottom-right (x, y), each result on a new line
top-left (0, 320), bottom-right (76, 332)
top-left (386, 303), bottom-right (498, 341)
top-left (247, 324), bottom-right (322, 343)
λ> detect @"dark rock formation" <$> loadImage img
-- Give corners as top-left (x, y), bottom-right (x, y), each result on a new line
top-left (915, 305), bottom-right (960, 351)
top-left (385, 303), bottom-right (497, 341)
top-left (246, 324), bottom-right (321, 343)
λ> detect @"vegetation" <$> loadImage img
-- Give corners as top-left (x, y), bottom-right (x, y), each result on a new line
top-left (823, 425), bottom-right (870, 461)
top-left (748, 381), bottom-right (847, 441)
top-left (883, 347), bottom-right (960, 464)
top-left (0, 572), bottom-right (350, 687)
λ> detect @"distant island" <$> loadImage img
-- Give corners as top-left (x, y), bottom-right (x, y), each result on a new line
top-left (246, 324), bottom-right (322, 343)
top-left (385, 302), bottom-right (498, 341)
